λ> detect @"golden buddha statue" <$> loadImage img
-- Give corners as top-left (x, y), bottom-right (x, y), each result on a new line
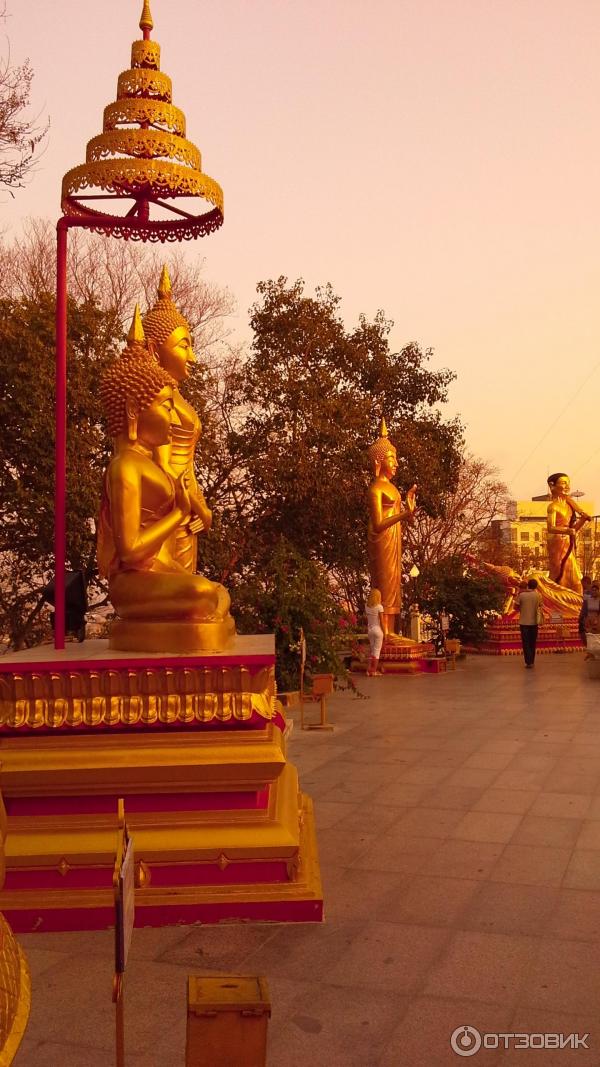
top-left (143, 265), bottom-right (212, 574)
top-left (472, 556), bottom-right (583, 619)
top-left (367, 419), bottom-right (417, 636)
top-left (97, 307), bottom-right (234, 653)
top-left (546, 472), bottom-right (591, 595)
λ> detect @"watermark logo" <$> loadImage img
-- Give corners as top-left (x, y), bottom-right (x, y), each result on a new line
top-left (450, 1026), bottom-right (482, 1057)
top-left (450, 1026), bottom-right (590, 1056)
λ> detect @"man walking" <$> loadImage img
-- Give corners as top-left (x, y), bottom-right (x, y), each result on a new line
top-left (516, 578), bottom-right (543, 669)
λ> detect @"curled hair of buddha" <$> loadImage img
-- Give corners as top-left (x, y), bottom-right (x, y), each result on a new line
top-left (100, 353), bottom-right (175, 436)
top-left (100, 307), bottom-right (176, 435)
top-left (142, 264), bottom-right (190, 348)
top-left (368, 416), bottom-right (396, 468)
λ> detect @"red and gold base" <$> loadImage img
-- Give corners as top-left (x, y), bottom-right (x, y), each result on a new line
top-left (472, 616), bottom-right (584, 656)
top-left (0, 638), bottom-right (322, 932)
top-left (352, 636), bottom-right (437, 675)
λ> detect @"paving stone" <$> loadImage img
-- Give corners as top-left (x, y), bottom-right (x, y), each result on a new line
top-left (511, 814), bottom-right (583, 848)
top-left (326, 921), bottom-right (452, 993)
top-left (423, 930), bottom-right (538, 1006)
top-left (563, 849), bottom-right (600, 890)
top-left (267, 982), bottom-right (408, 1067)
top-left (378, 996), bottom-right (512, 1067)
top-left (521, 938), bottom-right (600, 1013)
top-left (489, 844), bottom-right (571, 888)
top-left (546, 889), bottom-right (600, 942)
top-left (451, 811), bottom-right (523, 844)
top-left (460, 882), bottom-right (559, 936)
top-left (530, 792), bottom-right (592, 819)
top-left (422, 785), bottom-right (488, 810)
top-left (376, 874), bottom-right (481, 927)
top-left (575, 821), bottom-right (600, 850)
top-left (503, 1008), bottom-right (596, 1066)
top-left (473, 789), bottom-right (538, 815)
top-left (422, 838), bottom-right (505, 880)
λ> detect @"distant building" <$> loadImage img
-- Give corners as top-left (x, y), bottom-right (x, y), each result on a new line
top-left (492, 491), bottom-right (597, 577)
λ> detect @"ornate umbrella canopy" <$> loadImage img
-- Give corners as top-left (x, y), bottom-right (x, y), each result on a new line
top-left (61, 0), bottom-right (223, 241)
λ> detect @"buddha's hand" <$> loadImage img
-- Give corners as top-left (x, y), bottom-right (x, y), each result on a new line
top-left (406, 484), bottom-right (417, 513)
top-left (188, 516), bottom-right (205, 534)
top-left (174, 472), bottom-right (192, 518)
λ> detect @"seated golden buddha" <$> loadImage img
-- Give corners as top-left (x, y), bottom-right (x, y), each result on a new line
top-left (97, 308), bottom-right (235, 653)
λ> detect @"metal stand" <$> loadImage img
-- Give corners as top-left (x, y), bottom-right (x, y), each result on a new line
top-left (113, 973), bottom-right (125, 1067)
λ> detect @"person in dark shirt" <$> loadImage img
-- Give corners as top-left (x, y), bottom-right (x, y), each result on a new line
top-left (516, 578), bottom-right (543, 669)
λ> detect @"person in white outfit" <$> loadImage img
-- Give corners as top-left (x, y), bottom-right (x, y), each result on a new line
top-left (365, 588), bottom-right (385, 676)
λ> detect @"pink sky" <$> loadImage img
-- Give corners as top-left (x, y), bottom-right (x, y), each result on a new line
top-left (8, 0), bottom-right (600, 510)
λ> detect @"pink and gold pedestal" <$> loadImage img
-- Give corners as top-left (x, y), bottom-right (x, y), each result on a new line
top-left (352, 637), bottom-right (436, 675)
top-left (473, 616), bottom-right (583, 656)
top-left (0, 637), bottom-right (322, 932)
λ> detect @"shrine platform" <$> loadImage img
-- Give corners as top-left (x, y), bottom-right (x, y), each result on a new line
top-left (471, 616), bottom-right (584, 656)
top-left (351, 636), bottom-right (437, 675)
top-left (15, 652), bottom-right (600, 1066)
top-left (0, 638), bottom-right (322, 931)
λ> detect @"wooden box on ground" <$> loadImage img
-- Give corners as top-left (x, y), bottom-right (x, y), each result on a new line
top-left (186, 975), bottom-right (270, 1067)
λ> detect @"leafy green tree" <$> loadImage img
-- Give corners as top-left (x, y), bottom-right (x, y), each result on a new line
top-left (0, 226), bottom-right (234, 649)
top-left (232, 538), bottom-right (343, 691)
top-left (0, 294), bottom-right (118, 647)
top-left (417, 556), bottom-right (505, 646)
top-left (198, 277), bottom-right (463, 621)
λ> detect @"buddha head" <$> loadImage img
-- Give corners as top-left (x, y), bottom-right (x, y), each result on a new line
top-left (143, 265), bottom-right (196, 382)
top-left (100, 305), bottom-right (178, 446)
top-left (547, 472), bottom-right (570, 498)
top-left (368, 418), bottom-right (398, 478)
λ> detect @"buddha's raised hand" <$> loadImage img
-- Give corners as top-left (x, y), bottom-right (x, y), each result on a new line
top-left (174, 471), bottom-right (192, 518)
top-left (405, 484), bottom-right (418, 513)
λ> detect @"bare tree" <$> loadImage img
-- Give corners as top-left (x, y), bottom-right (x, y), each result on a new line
top-left (404, 454), bottom-right (511, 568)
top-left (0, 5), bottom-right (48, 191)
top-left (0, 218), bottom-right (235, 354)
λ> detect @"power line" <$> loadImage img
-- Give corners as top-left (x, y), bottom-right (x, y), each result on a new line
top-left (510, 356), bottom-right (600, 484)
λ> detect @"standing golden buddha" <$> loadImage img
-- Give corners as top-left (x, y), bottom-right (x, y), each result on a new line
top-left (367, 419), bottom-right (417, 636)
top-left (143, 265), bottom-right (212, 574)
top-left (97, 307), bottom-right (234, 652)
top-left (546, 472), bottom-right (591, 595)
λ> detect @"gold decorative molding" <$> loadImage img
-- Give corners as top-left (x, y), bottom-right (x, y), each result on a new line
top-left (131, 40), bottom-right (160, 69)
top-left (87, 129), bottom-right (201, 169)
top-left (103, 98), bottom-right (185, 134)
top-left (63, 159), bottom-right (222, 209)
top-left (0, 664), bottom-right (276, 731)
top-left (116, 68), bottom-right (172, 102)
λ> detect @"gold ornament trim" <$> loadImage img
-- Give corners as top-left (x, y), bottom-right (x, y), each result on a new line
top-left (103, 98), bottom-right (186, 135)
top-left (0, 664), bottom-right (276, 730)
top-left (117, 68), bottom-right (172, 103)
top-left (87, 130), bottom-right (201, 170)
top-left (131, 40), bottom-right (160, 69)
top-left (0, 946), bottom-right (30, 1065)
top-left (62, 159), bottom-right (223, 209)
top-left (139, 0), bottom-right (154, 33)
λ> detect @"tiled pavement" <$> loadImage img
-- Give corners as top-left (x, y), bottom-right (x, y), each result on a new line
top-left (14, 653), bottom-right (600, 1066)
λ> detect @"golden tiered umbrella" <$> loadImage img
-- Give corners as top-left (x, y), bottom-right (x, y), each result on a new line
top-left (54, 0), bottom-right (224, 649)
top-left (61, 0), bottom-right (223, 241)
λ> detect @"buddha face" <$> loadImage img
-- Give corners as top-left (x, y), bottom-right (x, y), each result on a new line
top-left (157, 326), bottom-right (195, 382)
top-left (134, 387), bottom-right (181, 448)
top-left (549, 474), bottom-right (570, 498)
top-left (380, 447), bottom-right (398, 478)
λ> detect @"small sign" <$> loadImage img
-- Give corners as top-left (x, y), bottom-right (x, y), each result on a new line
top-left (114, 800), bottom-right (135, 975)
